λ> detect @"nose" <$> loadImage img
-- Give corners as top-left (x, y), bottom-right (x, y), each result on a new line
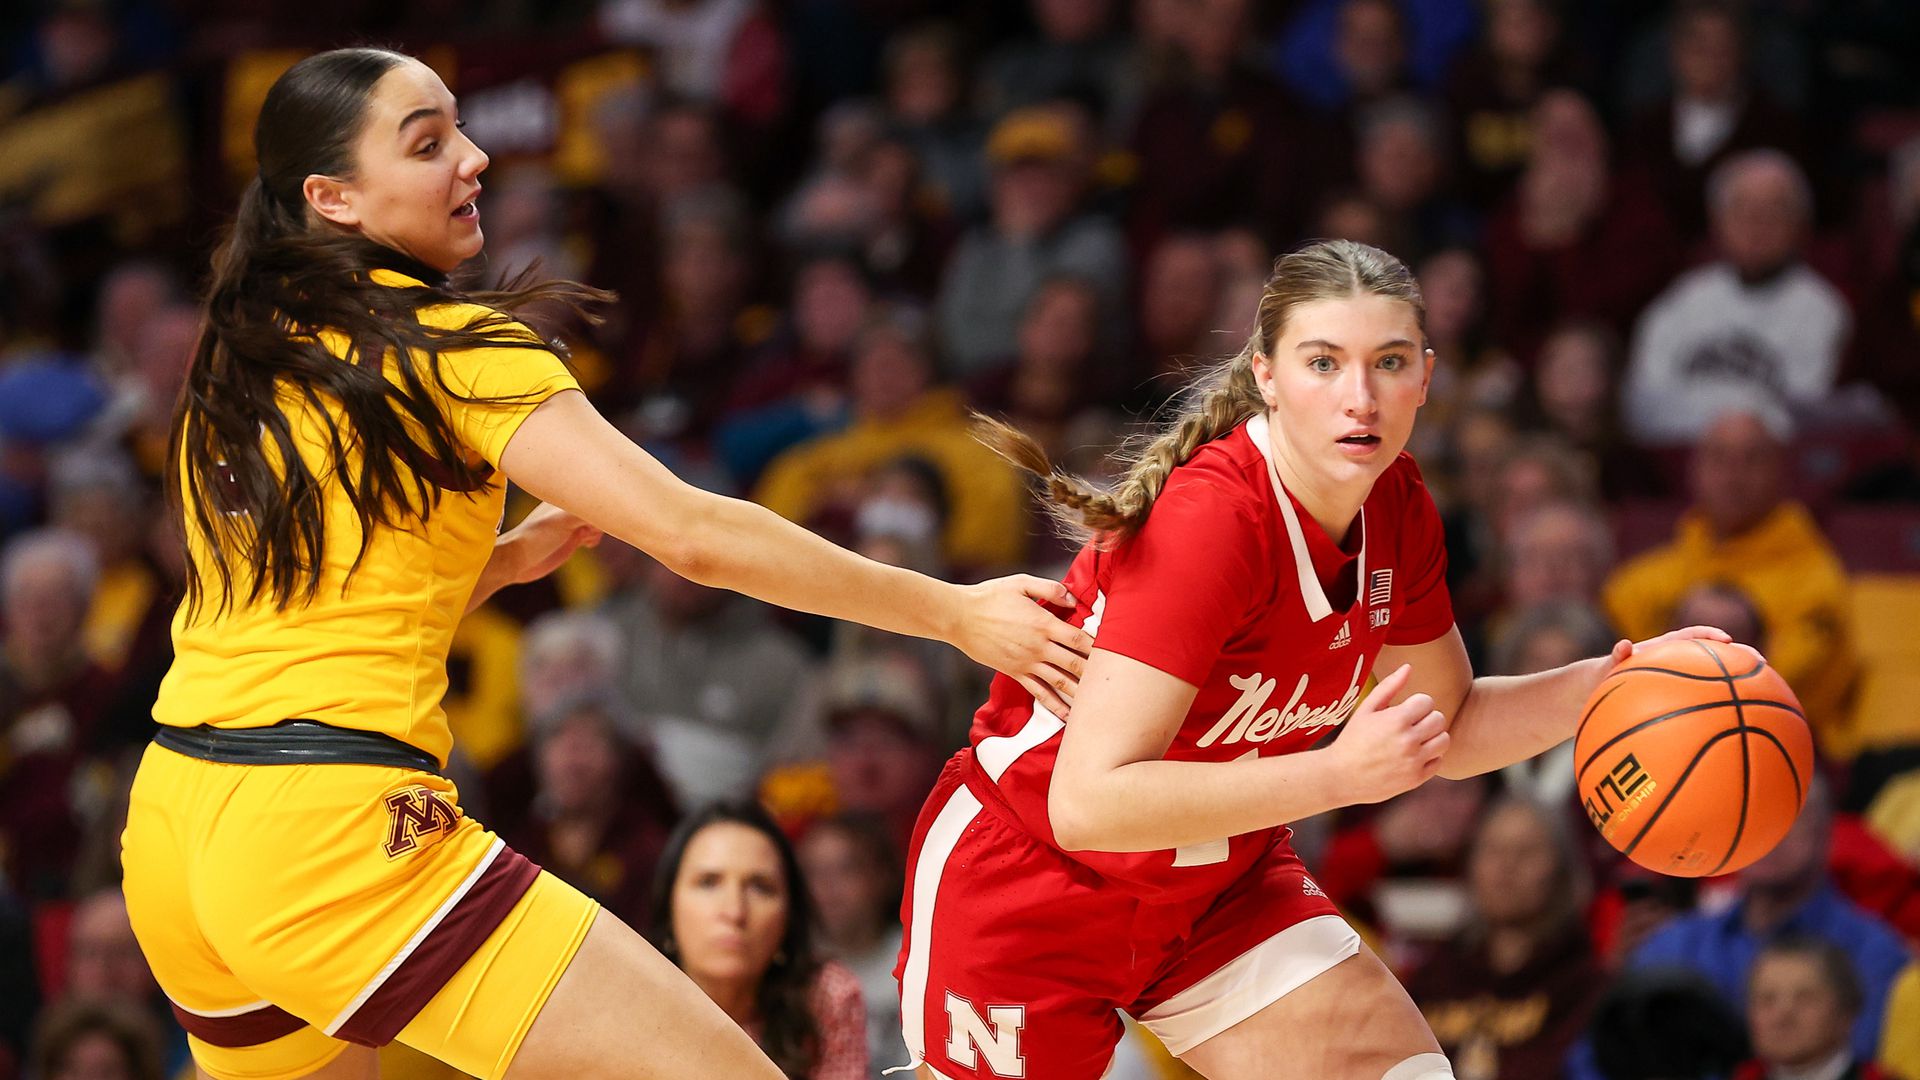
top-left (719, 886), bottom-right (749, 925)
top-left (1343, 365), bottom-right (1379, 419)
top-left (460, 133), bottom-right (489, 179)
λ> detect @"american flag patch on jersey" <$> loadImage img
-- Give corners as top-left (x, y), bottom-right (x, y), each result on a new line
top-left (1367, 569), bottom-right (1393, 606)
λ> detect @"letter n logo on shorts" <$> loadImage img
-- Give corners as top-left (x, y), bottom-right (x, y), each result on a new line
top-left (945, 992), bottom-right (1025, 1077)
top-left (383, 787), bottom-right (462, 858)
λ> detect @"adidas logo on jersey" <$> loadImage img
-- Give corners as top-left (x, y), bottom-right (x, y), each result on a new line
top-left (1302, 877), bottom-right (1328, 900)
top-left (1329, 622), bottom-right (1351, 649)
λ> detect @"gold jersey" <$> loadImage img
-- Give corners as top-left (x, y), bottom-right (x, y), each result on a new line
top-left (152, 270), bottom-right (579, 763)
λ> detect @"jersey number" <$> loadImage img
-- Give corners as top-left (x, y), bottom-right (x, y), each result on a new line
top-left (945, 992), bottom-right (1025, 1077)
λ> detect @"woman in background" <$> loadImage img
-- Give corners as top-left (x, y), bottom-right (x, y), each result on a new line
top-left (652, 804), bottom-right (869, 1080)
top-left (1404, 797), bottom-right (1603, 1080)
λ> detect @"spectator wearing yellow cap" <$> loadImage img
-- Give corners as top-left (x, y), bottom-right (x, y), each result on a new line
top-left (934, 104), bottom-right (1127, 376)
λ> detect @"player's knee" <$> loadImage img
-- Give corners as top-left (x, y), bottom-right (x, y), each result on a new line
top-left (1381, 1052), bottom-right (1454, 1080)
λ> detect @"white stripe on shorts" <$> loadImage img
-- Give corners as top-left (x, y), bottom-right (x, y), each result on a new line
top-left (323, 836), bottom-right (504, 1036)
top-left (898, 783), bottom-right (985, 1068)
top-left (1137, 913), bottom-right (1360, 1056)
top-left (167, 998), bottom-right (275, 1018)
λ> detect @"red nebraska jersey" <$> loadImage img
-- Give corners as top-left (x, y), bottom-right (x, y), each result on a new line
top-left (966, 415), bottom-right (1455, 902)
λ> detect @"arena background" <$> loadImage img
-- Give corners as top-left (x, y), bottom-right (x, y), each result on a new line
top-left (3, 1), bottom-right (1920, 1078)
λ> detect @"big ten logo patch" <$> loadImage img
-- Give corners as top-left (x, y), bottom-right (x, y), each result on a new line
top-left (946, 992), bottom-right (1026, 1078)
top-left (1582, 753), bottom-right (1656, 838)
top-left (383, 786), bottom-right (462, 858)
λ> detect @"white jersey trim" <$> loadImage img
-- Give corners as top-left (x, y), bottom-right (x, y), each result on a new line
top-left (976, 592), bottom-right (1104, 783)
top-left (1136, 913), bottom-right (1360, 1056)
top-left (1243, 416), bottom-right (1364, 624)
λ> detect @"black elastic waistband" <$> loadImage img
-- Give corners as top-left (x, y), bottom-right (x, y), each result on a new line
top-left (154, 721), bottom-right (443, 775)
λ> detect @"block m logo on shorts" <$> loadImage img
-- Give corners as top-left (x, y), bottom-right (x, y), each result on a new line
top-left (383, 787), bottom-right (461, 858)
top-left (945, 992), bottom-right (1025, 1077)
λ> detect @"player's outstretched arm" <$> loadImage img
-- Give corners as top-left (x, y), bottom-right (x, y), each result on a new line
top-left (1048, 652), bottom-right (1448, 853)
top-left (497, 389), bottom-right (1092, 713)
top-left (1375, 623), bottom-right (1745, 779)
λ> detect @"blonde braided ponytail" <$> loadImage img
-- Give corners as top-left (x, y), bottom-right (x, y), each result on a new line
top-left (979, 239), bottom-right (1425, 544)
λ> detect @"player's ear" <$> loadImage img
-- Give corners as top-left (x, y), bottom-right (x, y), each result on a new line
top-left (1251, 351), bottom-right (1278, 410)
top-left (304, 174), bottom-right (359, 227)
top-left (1418, 347), bottom-right (1435, 406)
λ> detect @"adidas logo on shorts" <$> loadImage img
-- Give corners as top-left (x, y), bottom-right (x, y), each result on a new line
top-left (1328, 622), bottom-right (1351, 650)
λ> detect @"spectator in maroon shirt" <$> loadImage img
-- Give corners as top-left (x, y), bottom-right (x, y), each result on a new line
top-left (1484, 89), bottom-right (1680, 363)
top-left (1125, 232), bottom-right (1233, 413)
top-left (969, 276), bottom-right (1110, 461)
top-left (1405, 796), bottom-right (1605, 1080)
top-left (1353, 96), bottom-right (1474, 267)
top-left (604, 190), bottom-right (764, 442)
top-left (503, 692), bottom-right (680, 931)
top-left (0, 529), bottom-right (111, 898)
top-left (730, 254), bottom-right (873, 416)
top-left (1516, 320), bottom-right (1669, 500)
top-left (1443, 0), bottom-right (1591, 212)
top-left (1125, 0), bottom-right (1341, 252)
top-left (1620, 0), bottom-right (1806, 248)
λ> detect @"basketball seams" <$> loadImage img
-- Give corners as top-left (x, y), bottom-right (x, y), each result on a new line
top-left (1743, 726), bottom-right (1806, 806)
top-left (1698, 641), bottom-right (1753, 877)
top-left (1573, 683), bottom-right (1625, 746)
top-left (1621, 726), bottom-right (1747, 858)
top-left (1596, 662), bottom-right (1768, 683)
top-left (1574, 699), bottom-right (1802, 781)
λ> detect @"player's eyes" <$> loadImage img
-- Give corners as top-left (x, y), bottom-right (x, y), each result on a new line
top-left (1309, 356), bottom-right (1336, 373)
top-left (1378, 354), bottom-right (1405, 371)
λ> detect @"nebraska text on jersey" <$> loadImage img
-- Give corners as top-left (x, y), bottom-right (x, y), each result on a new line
top-left (1197, 655), bottom-right (1368, 748)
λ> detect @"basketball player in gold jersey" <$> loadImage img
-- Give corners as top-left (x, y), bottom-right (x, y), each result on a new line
top-left (120, 47), bottom-right (1091, 1080)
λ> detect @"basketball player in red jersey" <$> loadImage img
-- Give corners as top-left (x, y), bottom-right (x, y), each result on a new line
top-left (895, 240), bottom-right (1745, 1080)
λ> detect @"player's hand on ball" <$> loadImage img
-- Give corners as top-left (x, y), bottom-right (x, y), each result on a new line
top-left (1607, 625), bottom-right (1763, 670)
top-left (1330, 663), bottom-right (1450, 804)
top-left (952, 575), bottom-right (1093, 718)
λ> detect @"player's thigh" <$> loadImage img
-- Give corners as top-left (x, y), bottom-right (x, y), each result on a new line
top-left (501, 908), bottom-right (784, 1080)
top-left (1178, 946), bottom-right (1440, 1080)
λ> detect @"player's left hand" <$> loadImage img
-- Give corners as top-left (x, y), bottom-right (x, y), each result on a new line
top-left (1606, 625), bottom-right (1766, 670)
top-left (951, 575), bottom-right (1093, 718)
top-left (505, 502), bottom-right (602, 585)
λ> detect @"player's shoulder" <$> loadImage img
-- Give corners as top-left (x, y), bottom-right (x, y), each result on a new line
top-left (1158, 429), bottom-right (1270, 522)
top-left (367, 271), bottom-right (541, 347)
top-left (415, 298), bottom-right (543, 346)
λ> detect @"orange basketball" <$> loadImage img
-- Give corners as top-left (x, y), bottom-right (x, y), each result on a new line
top-left (1573, 639), bottom-right (1815, 878)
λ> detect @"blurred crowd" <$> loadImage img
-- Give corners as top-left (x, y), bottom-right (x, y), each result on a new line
top-left (7, 0), bottom-right (1920, 1078)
